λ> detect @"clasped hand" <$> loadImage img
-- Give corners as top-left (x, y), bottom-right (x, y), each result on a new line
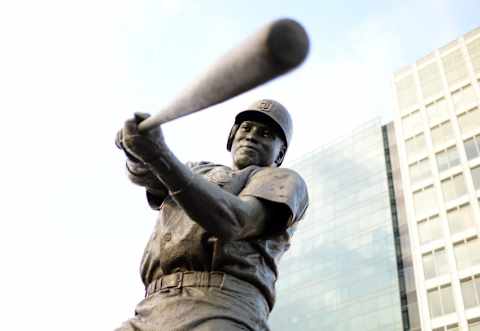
top-left (115, 112), bottom-right (166, 164)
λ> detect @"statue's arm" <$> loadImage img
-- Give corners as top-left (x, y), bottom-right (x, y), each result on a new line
top-left (116, 122), bottom-right (168, 208)
top-left (119, 114), bottom-right (277, 240)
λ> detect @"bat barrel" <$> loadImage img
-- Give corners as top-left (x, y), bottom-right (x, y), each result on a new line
top-left (138, 18), bottom-right (309, 132)
top-left (266, 18), bottom-right (309, 70)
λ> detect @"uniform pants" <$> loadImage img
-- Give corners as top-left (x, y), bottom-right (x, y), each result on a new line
top-left (115, 273), bottom-right (270, 331)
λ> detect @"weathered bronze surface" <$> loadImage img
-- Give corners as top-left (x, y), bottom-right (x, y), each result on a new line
top-left (115, 100), bottom-right (308, 331)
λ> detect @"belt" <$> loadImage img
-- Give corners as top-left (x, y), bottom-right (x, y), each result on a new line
top-left (145, 271), bottom-right (225, 297)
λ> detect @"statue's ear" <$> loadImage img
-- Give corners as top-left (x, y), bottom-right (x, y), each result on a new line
top-left (275, 144), bottom-right (287, 167)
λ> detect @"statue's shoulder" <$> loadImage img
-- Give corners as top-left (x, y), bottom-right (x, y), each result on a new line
top-left (250, 166), bottom-right (305, 185)
top-left (186, 161), bottom-right (230, 174)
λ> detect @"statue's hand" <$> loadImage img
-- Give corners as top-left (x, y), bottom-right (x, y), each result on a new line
top-left (116, 128), bottom-right (140, 162)
top-left (120, 112), bottom-right (166, 164)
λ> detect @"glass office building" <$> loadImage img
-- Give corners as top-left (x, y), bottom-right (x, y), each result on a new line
top-left (269, 119), bottom-right (405, 331)
top-left (393, 27), bottom-right (480, 330)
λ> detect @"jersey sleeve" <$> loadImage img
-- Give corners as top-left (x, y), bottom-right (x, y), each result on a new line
top-left (239, 167), bottom-right (309, 227)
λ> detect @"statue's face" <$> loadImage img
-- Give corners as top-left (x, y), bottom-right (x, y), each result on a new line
top-left (231, 120), bottom-right (285, 170)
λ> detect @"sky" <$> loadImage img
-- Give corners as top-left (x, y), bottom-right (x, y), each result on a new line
top-left (0, 0), bottom-right (478, 330)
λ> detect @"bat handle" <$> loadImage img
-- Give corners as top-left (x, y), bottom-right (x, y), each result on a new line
top-left (138, 115), bottom-right (159, 132)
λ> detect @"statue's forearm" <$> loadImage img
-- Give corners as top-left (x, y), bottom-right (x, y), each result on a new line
top-left (126, 159), bottom-right (167, 194)
top-left (147, 147), bottom-right (267, 240)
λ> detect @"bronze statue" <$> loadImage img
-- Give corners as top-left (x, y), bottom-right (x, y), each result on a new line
top-left (115, 99), bottom-right (308, 331)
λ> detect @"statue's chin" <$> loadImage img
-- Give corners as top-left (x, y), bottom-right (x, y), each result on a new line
top-left (233, 154), bottom-right (257, 170)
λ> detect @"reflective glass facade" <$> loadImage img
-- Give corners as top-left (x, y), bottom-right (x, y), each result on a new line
top-left (269, 119), bottom-right (404, 331)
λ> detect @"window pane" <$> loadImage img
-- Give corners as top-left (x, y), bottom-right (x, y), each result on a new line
top-left (448, 204), bottom-right (474, 234)
top-left (432, 125), bottom-right (446, 148)
top-left (436, 151), bottom-right (449, 172)
top-left (436, 249), bottom-right (449, 276)
top-left (461, 279), bottom-right (477, 308)
top-left (419, 62), bottom-right (443, 98)
top-left (418, 221), bottom-right (432, 243)
top-left (459, 108), bottom-right (480, 134)
top-left (437, 98), bottom-right (449, 118)
top-left (427, 289), bottom-right (442, 317)
top-left (442, 178), bottom-right (456, 202)
top-left (470, 321), bottom-right (480, 331)
top-left (443, 122), bottom-right (454, 141)
top-left (440, 285), bottom-right (455, 314)
top-left (472, 166), bottom-right (480, 190)
top-left (454, 242), bottom-right (469, 269)
top-left (453, 174), bottom-right (467, 197)
top-left (443, 50), bottom-right (469, 86)
top-left (413, 187), bottom-right (437, 217)
top-left (423, 253), bottom-right (435, 279)
top-left (475, 276), bottom-right (480, 307)
top-left (403, 111), bottom-right (423, 137)
top-left (468, 238), bottom-right (480, 266)
top-left (427, 102), bottom-right (441, 124)
top-left (463, 85), bottom-right (477, 105)
top-left (465, 138), bottom-right (479, 160)
top-left (448, 146), bottom-right (460, 167)
top-left (410, 158), bottom-right (431, 184)
top-left (447, 325), bottom-right (459, 331)
top-left (410, 163), bottom-right (421, 183)
top-left (430, 216), bottom-right (443, 241)
top-left (417, 134), bottom-right (427, 155)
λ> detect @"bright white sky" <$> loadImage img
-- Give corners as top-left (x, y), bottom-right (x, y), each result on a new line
top-left (0, 0), bottom-right (478, 330)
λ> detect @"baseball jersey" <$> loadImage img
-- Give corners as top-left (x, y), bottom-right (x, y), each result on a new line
top-left (138, 161), bottom-right (308, 309)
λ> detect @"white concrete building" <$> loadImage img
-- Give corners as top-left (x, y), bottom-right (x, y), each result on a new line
top-left (393, 26), bottom-right (480, 331)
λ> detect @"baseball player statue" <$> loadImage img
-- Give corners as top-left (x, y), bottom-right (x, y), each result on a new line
top-left (115, 99), bottom-right (308, 331)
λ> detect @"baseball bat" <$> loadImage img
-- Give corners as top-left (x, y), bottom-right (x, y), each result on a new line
top-left (138, 18), bottom-right (309, 132)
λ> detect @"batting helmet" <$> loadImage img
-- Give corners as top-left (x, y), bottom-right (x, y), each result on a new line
top-left (226, 99), bottom-right (293, 152)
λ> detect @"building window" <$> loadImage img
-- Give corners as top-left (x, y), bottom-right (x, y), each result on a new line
top-left (419, 62), bottom-right (444, 99)
top-left (441, 173), bottom-right (467, 202)
top-left (413, 186), bottom-right (438, 218)
top-left (460, 276), bottom-right (480, 309)
top-left (442, 49), bottom-right (469, 87)
top-left (452, 85), bottom-right (478, 112)
top-left (464, 135), bottom-right (480, 160)
top-left (409, 158), bottom-right (432, 185)
top-left (422, 248), bottom-right (449, 279)
top-left (427, 284), bottom-right (455, 318)
top-left (406, 133), bottom-right (428, 162)
top-left (469, 318), bottom-right (480, 331)
top-left (467, 36), bottom-right (480, 75)
top-left (426, 98), bottom-right (449, 125)
top-left (431, 121), bottom-right (455, 149)
top-left (458, 108), bottom-right (480, 134)
top-left (418, 215), bottom-right (443, 244)
top-left (402, 110), bottom-right (424, 137)
top-left (453, 237), bottom-right (480, 270)
top-left (433, 324), bottom-right (459, 331)
top-left (447, 203), bottom-right (475, 235)
top-left (436, 145), bottom-right (460, 172)
top-left (471, 166), bottom-right (480, 190)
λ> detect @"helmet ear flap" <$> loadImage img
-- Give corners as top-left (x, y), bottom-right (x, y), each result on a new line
top-left (274, 143), bottom-right (287, 167)
top-left (226, 124), bottom-right (239, 151)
